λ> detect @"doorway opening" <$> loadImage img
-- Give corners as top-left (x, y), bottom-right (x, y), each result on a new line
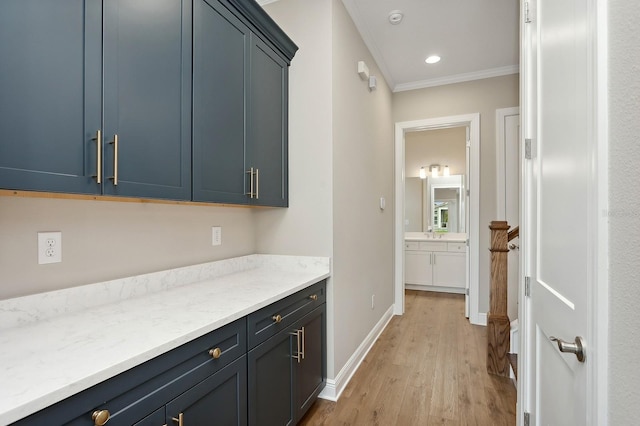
top-left (393, 113), bottom-right (481, 325)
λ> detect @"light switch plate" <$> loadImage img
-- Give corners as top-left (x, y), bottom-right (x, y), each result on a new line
top-left (212, 226), bottom-right (222, 246)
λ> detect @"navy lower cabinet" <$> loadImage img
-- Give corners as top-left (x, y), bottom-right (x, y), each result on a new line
top-left (293, 307), bottom-right (326, 421)
top-left (11, 281), bottom-right (326, 426)
top-left (12, 318), bottom-right (247, 426)
top-left (248, 281), bottom-right (327, 425)
top-left (248, 328), bottom-right (295, 426)
top-left (165, 356), bottom-right (248, 426)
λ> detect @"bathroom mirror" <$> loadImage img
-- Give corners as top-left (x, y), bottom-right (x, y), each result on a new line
top-left (404, 175), bottom-right (465, 233)
top-left (430, 175), bottom-right (464, 232)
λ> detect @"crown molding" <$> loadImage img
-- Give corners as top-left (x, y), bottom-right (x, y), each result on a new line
top-left (393, 65), bottom-right (519, 92)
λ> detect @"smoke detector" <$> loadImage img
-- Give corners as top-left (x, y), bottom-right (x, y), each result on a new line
top-left (388, 10), bottom-right (403, 25)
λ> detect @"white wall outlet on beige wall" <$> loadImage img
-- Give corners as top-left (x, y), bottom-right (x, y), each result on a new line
top-left (38, 232), bottom-right (62, 264)
top-left (212, 226), bottom-right (222, 246)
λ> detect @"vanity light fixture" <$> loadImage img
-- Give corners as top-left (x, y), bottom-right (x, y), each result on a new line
top-left (419, 166), bottom-right (427, 179)
top-left (430, 165), bottom-right (439, 178)
top-left (425, 55), bottom-right (441, 64)
top-left (443, 165), bottom-right (450, 177)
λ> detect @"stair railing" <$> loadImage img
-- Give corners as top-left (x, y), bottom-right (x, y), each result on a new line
top-left (487, 221), bottom-right (518, 377)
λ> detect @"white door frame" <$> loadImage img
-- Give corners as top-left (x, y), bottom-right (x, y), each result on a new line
top-left (394, 113), bottom-right (481, 325)
top-left (518, 0), bottom-right (609, 423)
top-left (496, 107), bottom-right (520, 220)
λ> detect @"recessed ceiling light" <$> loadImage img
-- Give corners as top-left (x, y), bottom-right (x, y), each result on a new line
top-left (425, 55), bottom-right (441, 64)
top-left (388, 10), bottom-right (403, 25)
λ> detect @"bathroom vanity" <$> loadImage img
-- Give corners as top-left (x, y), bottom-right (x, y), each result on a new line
top-left (404, 233), bottom-right (467, 293)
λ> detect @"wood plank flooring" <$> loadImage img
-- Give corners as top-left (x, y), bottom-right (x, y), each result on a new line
top-left (300, 290), bottom-right (516, 426)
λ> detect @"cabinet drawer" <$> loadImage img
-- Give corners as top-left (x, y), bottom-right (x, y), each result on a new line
top-left (15, 318), bottom-right (246, 425)
top-left (248, 280), bottom-right (326, 349)
top-left (420, 242), bottom-right (447, 252)
top-left (447, 242), bottom-right (466, 252)
top-left (405, 241), bottom-right (420, 250)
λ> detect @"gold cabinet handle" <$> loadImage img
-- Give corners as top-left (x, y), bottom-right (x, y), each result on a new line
top-left (171, 413), bottom-right (184, 426)
top-left (301, 326), bottom-right (306, 360)
top-left (272, 314), bottom-right (282, 323)
top-left (255, 168), bottom-right (259, 199)
top-left (309, 294), bottom-right (318, 301)
top-left (109, 134), bottom-right (118, 185)
top-left (209, 347), bottom-right (222, 359)
top-left (92, 409), bottom-right (110, 426)
top-left (246, 167), bottom-right (255, 198)
top-left (290, 329), bottom-right (301, 363)
top-left (92, 130), bottom-right (102, 184)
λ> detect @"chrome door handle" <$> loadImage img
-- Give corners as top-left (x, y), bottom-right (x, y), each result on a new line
top-left (550, 336), bottom-right (586, 362)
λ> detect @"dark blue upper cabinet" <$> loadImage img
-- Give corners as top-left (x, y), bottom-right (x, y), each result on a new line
top-left (0, 0), bottom-right (296, 206)
top-left (192, 0), bottom-right (249, 204)
top-left (247, 35), bottom-right (289, 207)
top-left (0, 0), bottom-right (102, 194)
top-left (102, 0), bottom-right (192, 200)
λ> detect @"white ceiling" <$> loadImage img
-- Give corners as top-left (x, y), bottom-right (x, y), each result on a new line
top-left (261, 0), bottom-right (520, 92)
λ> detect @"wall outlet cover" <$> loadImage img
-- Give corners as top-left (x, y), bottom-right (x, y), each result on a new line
top-left (38, 231), bottom-right (62, 264)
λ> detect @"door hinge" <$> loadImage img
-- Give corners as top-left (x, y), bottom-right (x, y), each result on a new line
top-left (465, 288), bottom-right (470, 295)
top-left (524, 2), bottom-right (532, 23)
top-left (524, 276), bottom-right (531, 297)
top-left (466, 189), bottom-right (470, 196)
top-left (524, 411), bottom-right (530, 426)
top-left (525, 138), bottom-right (535, 159)
top-left (466, 239), bottom-right (469, 246)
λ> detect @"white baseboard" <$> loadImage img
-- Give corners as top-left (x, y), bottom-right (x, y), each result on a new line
top-left (476, 312), bottom-right (487, 326)
top-left (318, 305), bottom-right (394, 401)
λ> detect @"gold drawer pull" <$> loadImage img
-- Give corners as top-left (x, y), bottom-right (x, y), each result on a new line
top-left (109, 134), bottom-right (118, 186)
top-left (309, 294), bottom-right (318, 301)
top-left (171, 413), bottom-right (184, 426)
top-left (92, 130), bottom-right (102, 184)
top-left (272, 314), bottom-right (282, 323)
top-left (209, 347), bottom-right (222, 359)
top-left (92, 409), bottom-right (110, 426)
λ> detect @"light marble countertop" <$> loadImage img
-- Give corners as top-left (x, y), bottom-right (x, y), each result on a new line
top-left (404, 232), bottom-right (467, 243)
top-left (0, 254), bottom-right (331, 425)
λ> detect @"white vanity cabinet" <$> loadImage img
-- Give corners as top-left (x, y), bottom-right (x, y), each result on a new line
top-left (405, 240), bottom-right (466, 292)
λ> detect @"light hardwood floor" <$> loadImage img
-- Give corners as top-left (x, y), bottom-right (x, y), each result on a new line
top-left (300, 290), bottom-right (516, 425)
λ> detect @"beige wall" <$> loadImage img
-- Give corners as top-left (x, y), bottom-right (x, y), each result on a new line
top-left (393, 74), bottom-right (519, 313)
top-left (405, 127), bottom-right (467, 178)
top-left (254, 0), bottom-right (333, 258)
top-left (330, 0), bottom-right (394, 374)
top-left (609, 0), bottom-right (640, 421)
top-left (262, 0), bottom-right (395, 379)
top-left (0, 196), bottom-right (255, 299)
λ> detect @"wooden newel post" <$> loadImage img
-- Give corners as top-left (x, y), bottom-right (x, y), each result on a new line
top-left (487, 221), bottom-right (511, 377)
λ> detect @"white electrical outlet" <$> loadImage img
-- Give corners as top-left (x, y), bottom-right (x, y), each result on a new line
top-left (38, 232), bottom-right (62, 264)
top-left (212, 226), bottom-right (222, 246)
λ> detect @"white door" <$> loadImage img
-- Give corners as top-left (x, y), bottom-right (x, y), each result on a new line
top-left (522, 0), bottom-right (600, 424)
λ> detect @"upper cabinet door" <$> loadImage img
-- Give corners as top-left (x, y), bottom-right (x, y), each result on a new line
top-left (102, 0), bottom-right (192, 200)
top-left (192, 0), bottom-right (249, 204)
top-left (0, 0), bottom-right (102, 194)
top-left (247, 35), bottom-right (289, 207)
